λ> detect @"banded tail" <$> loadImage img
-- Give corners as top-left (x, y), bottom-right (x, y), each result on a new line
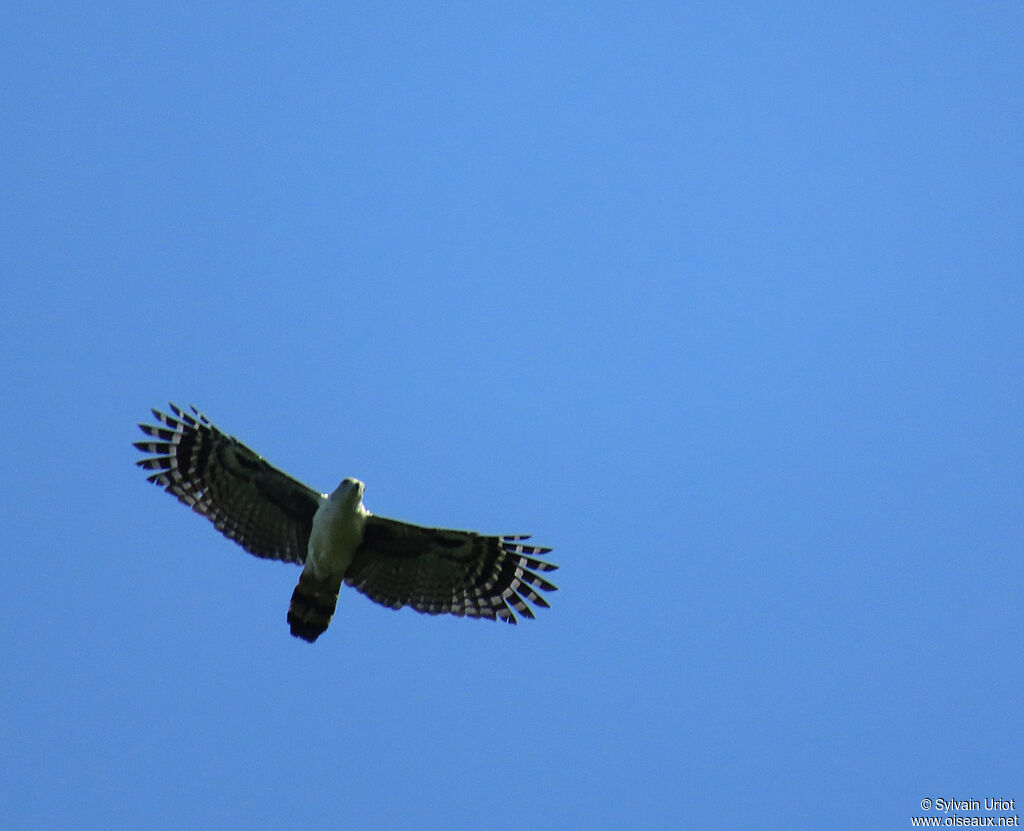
top-left (287, 570), bottom-right (342, 642)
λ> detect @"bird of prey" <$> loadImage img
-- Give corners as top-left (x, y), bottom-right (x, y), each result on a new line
top-left (134, 404), bottom-right (557, 642)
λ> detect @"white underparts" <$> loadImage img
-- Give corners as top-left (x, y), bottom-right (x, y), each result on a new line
top-left (306, 486), bottom-right (367, 581)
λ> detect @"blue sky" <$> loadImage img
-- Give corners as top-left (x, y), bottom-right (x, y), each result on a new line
top-left (1, 3), bottom-right (1021, 829)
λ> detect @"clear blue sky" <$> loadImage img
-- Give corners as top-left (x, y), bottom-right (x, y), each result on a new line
top-left (2, 4), bottom-right (1021, 829)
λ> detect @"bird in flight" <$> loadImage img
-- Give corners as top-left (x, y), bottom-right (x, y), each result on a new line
top-left (134, 404), bottom-right (557, 642)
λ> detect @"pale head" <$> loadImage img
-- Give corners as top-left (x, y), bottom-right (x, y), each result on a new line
top-left (329, 477), bottom-right (365, 506)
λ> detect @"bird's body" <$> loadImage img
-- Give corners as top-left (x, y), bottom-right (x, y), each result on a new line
top-left (288, 479), bottom-right (368, 640)
top-left (308, 479), bottom-right (368, 581)
top-left (134, 405), bottom-right (557, 642)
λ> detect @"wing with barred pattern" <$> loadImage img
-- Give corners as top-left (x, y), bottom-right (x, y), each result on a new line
top-left (134, 404), bottom-right (321, 564)
top-left (346, 515), bottom-right (558, 623)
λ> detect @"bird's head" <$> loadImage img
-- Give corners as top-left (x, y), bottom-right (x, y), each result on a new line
top-left (330, 477), bottom-right (365, 505)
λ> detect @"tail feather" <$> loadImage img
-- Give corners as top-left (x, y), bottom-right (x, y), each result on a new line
top-left (287, 570), bottom-right (342, 642)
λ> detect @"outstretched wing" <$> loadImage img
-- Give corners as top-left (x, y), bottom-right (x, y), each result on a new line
top-left (345, 515), bottom-right (558, 623)
top-left (134, 404), bottom-right (321, 564)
